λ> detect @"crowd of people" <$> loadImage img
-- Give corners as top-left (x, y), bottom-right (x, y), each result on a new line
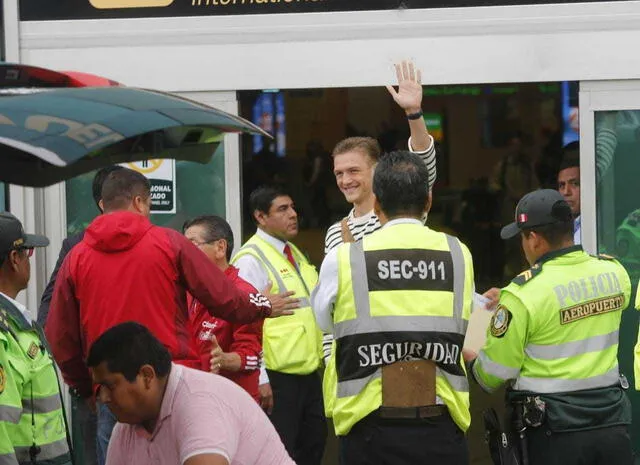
top-left (0, 59), bottom-right (636, 465)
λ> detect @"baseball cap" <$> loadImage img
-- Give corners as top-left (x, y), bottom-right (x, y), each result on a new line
top-left (0, 212), bottom-right (49, 256)
top-left (500, 189), bottom-right (573, 240)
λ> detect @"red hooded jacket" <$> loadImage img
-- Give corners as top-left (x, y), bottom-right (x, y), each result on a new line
top-left (189, 265), bottom-right (262, 402)
top-left (46, 211), bottom-right (271, 397)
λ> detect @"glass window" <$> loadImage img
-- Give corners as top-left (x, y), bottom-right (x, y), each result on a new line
top-left (595, 109), bottom-right (640, 447)
top-left (65, 145), bottom-right (226, 236)
top-left (0, 183), bottom-right (5, 211)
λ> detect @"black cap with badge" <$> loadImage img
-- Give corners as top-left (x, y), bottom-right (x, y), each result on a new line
top-left (500, 189), bottom-right (573, 240)
top-left (0, 212), bottom-right (49, 256)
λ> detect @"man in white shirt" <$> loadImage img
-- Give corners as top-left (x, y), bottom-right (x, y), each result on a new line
top-left (557, 144), bottom-right (581, 244)
top-left (324, 60), bottom-right (437, 253)
top-left (232, 187), bottom-right (325, 465)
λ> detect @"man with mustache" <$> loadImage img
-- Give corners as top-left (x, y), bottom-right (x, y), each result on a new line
top-left (232, 186), bottom-right (325, 465)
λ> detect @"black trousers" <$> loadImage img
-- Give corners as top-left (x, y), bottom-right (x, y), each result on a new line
top-left (526, 424), bottom-right (633, 465)
top-left (267, 369), bottom-right (327, 465)
top-left (341, 410), bottom-right (468, 465)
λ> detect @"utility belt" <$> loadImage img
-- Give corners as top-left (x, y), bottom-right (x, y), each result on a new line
top-left (484, 376), bottom-right (631, 465)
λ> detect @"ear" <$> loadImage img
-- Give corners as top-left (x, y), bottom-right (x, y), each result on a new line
top-left (373, 198), bottom-right (382, 218)
top-left (215, 239), bottom-right (227, 262)
top-left (425, 191), bottom-right (433, 216)
top-left (139, 365), bottom-right (157, 390)
top-left (7, 250), bottom-right (21, 272)
top-left (98, 199), bottom-right (104, 213)
top-left (254, 210), bottom-right (267, 227)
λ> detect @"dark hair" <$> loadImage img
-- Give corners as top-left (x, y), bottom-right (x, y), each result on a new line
top-left (373, 151), bottom-right (429, 218)
top-left (87, 322), bottom-right (171, 382)
top-left (332, 137), bottom-right (381, 163)
top-left (92, 166), bottom-right (125, 209)
top-left (101, 168), bottom-right (151, 212)
top-left (249, 186), bottom-right (289, 224)
top-left (183, 215), bottom-right (235, 261)
top-left (559, 142), bottom-right (580, 171)
top-left (522, 201), bottom-right (574, 247)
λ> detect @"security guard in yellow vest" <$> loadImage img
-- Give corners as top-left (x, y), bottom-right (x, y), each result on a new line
top-left (313, 151), bottom-right (473, 465)
top-left (232, 186), bottom-right (326, 465)
top-left (467, 189), bottom-right (633, 465)
top-left (0, 212), bottom-right (72, 465)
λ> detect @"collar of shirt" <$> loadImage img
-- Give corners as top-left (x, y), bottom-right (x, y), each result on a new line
top-left (134, 363), bottom-right (182, 441)
top-left (256, 227), bottom-right (288, 254)
top-left (534, 244), bottom-right (584, 266)
top-left (0, 292), bottom-right (31, 321)
top-left (348, 208), bottom-right (377, 226)
top-left (382, 218), bottom-right (424, 229)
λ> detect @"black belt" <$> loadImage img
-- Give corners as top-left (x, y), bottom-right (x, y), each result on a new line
top-left (379, 405), bottom-right (448, 420)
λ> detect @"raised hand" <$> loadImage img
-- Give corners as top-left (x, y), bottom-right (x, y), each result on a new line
top-left (386, 60), bottom-right (423, 115)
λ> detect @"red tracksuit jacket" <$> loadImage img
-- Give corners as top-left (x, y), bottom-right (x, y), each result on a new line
top-left (46, 211), bottom-right (271, 397)
top-left (189, 265), bottom-right (262, 402)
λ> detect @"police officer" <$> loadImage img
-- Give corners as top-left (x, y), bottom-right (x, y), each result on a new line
top-left (467, 189), bottom-right (634, 465)
top-left (0, 212), bottom-right (72, 465)
top-left (232, 186), bottom-right (326, 465)
top-left (312, 150), bottom-right (473, 465)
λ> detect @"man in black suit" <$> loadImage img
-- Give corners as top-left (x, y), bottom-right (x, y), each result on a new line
top-left (38, 165), bottom-right (124, 465)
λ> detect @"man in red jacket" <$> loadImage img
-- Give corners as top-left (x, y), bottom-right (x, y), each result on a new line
top-left (46, 168), bottom-right (285, 465)
top-left (184, 215), bottom-right (282, 402)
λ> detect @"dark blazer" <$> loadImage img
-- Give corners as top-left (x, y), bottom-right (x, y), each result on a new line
top-left (37, 231), bottom-right (85, 327)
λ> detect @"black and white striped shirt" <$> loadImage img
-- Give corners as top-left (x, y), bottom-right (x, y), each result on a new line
top-left (323, 136), bottom-right (437, 254)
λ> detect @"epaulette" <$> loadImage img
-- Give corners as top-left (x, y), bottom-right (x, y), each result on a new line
top-left (596, 253), bottom-right (617, 261)
top-left (0, 308), bottom-right (10, 333)
top-left (511, 263), bottom-right (543, 286)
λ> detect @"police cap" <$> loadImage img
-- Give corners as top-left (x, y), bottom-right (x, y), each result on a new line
top-left (500, 189), bottom-right (573, 240)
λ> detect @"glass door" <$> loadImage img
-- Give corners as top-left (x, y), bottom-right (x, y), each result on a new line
top-left (580, 81), bottom-right (640, 454)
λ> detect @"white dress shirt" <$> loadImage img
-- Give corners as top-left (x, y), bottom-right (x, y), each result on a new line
top-left (234, 228), bottom-right (293, 386)
top-left (235, 228), bottom-right (289, 292)
top-left (0, 292), bottom-right (32, 321)
top-left (311, 218), bottom-right (423, 334)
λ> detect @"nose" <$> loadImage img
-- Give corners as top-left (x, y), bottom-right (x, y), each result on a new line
top-left (559, 185), bottom-right (569, 197)
top-left (289, 207), bottom-right (298, 219)
top-left (341, 172), bottom-right (353, 187)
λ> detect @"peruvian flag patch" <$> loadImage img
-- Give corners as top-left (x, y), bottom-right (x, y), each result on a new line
top-left (518, 213), bottom-right (528, 223)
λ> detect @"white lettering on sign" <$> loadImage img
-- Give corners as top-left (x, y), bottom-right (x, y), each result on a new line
top-left (377, 259), bottom-right (446, 281)
top-left (357, 341), bottom-right (460, 368)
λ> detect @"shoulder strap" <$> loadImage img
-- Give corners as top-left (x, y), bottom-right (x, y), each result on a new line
top-left (340, 217), bottom-right (355, 243)
top-left (511, 263), bottom-right (543, 286)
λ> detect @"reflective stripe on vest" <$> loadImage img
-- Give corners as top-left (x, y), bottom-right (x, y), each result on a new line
top-left (524, 330), bottom-right (619, 360)
top-left (0, 454), bottom-right (18, 465)
top-left (0, 405), bottom-right (22, 424)
top-left (15, 438), bottom-right (69, 462)
top-left (240, 244), bottom-right (311, 308)
top-left (22, 394), bottom-right (62, 415)
top-left (513, 366), bottom-right (621, 393)
top-left (334, 237), bottom-right (468, 399)
top-left (476, 351), bottom-right (521, 380)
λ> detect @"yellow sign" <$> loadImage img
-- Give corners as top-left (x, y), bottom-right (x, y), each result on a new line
top-left (90, 0), bottom-right (174, 8)
top-left (127, 159), bottom-right (163, 175)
